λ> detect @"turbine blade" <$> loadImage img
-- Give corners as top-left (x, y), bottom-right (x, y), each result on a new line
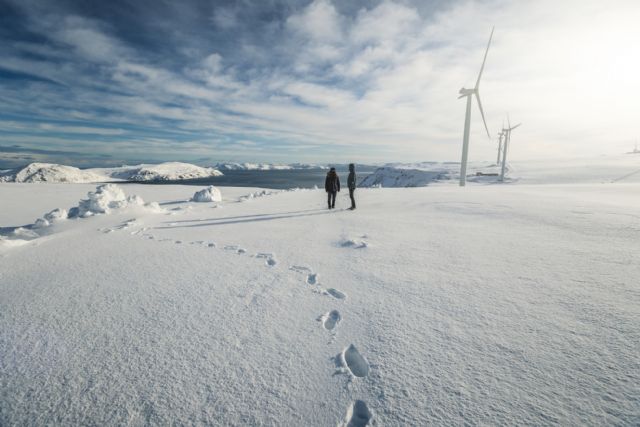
top-left (475, 26), bottom-right (495, 89)
top-left (475, 92), bottom-right (490, 138)
top-left (511, 123), bottom-right (522, 130)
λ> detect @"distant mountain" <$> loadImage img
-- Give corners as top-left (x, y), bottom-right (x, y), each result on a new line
top-left (0, 162), bottom-right (223, 183)
top-left (359, 167), bottom-right (450, 187)
top-left (214, 162), bottom-right (328, 171)
top-left (359, 162), bottom-right (502, 187)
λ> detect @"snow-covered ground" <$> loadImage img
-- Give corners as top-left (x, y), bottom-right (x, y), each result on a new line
top-left (0, 162), bottom-right (223, 183)
top-left (1, 159), bottom-right (639, 425)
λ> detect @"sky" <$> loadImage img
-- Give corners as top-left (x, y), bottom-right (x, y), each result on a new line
top-left (1, 0), bottom-right (640, 168)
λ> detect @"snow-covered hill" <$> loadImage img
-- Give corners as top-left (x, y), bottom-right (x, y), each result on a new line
top-left (105, 162), bottom-right (223, 181)
top-left (0, 163), bottom-right (110, 183)
top-left (0, 162), bottom-right (223, 183)
top-left (360, 167), bottom-right (450, 187)
top-left (214, 162), bottom-right (327, 171)
top-left (359, 162), bottom-right (502, 187)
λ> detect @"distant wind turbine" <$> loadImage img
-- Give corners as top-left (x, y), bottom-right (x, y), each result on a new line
top-left (499, 116), bottom-right (521, 182)
top-left (458, 27), bottom-right (494, 187)
top-left (496, 125), bottom-right (505, 166)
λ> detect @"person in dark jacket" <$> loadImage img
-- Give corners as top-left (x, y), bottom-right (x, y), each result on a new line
top-left (325, 167), bottom-right (340, 209)
top-left (347, 163), bottom-right (356, 210)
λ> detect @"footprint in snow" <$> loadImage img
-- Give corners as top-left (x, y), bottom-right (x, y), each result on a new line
top-left (224, 245), bottom-right (245, 254)
top-left (341, 400), bottom-right (373, 427)
top-left (117, 218), bottom-right (138, 230)
top-left (207, 242), bottom-right (216, 248)
top-left (174, 240), bottom-right (182, 244)
top-left (306, 273), bottom-right (318, 285)
top-left (319, 310), bottom-right (341, 331)
top-left (339, 344), bottom-right (369, 378)
top-left (256, 253), bottom-right (277, 266)
top-left (289, 265), bottom-right (312, 274)
top-left (326, 288), bottom-right (347, 300)
top-left (340, 238), bottom-right (368, 249)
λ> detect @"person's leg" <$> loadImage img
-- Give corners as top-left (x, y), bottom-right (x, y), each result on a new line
top-left (349, 189), bottom-right (356, 209)
top-left (327, 192), bottom-right (332, 209)
top-left (331, 192), bottom-right (336, 208)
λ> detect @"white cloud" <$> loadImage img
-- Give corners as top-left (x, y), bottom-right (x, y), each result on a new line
top-left (212, 6), bottom-right (238, 30)
top-left (286, 0), bottom-right (344, 43)
top-left (4, 0), bottom-right (640, 164)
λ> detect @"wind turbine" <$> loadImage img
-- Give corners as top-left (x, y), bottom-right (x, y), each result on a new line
top-left (458, 27), bottom-right (494, 187)
top-left (499, 116), bottom-right (521, 182)
top-left (496, 125), bottom-right (505, 166)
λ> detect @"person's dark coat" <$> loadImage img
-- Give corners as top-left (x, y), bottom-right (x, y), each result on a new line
top-left (325, 170), bottom-right (340, 193)
top-left (347, 164), bottom-right (356, 190)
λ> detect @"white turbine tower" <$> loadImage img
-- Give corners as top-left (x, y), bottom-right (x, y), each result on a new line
top-left (499, 116), bottom-right (521, 182)
top-left (496, 126), bottom-right (505, 166)
top-left (458, 27), bottom-right (494, 187)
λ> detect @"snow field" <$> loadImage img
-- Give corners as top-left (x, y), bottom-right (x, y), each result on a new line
top-left (1, 180), bottom-right (639, 425)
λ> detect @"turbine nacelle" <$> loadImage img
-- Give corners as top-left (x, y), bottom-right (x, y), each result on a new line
top-left (458, 88), bottom-right (476, 98)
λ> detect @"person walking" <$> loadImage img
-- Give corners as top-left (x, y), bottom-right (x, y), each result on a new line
top-left (347, 163), bottom-right (356, 210)
top-left (325, 167), bottom-right (340, 209)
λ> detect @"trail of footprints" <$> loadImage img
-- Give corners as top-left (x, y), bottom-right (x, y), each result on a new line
top-left (109, 216), bottom-right (374, 425)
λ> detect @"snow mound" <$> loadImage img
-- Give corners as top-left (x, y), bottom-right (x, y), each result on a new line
top-left (68, 184), bottom-right (160, 218)
top-left (1, 163), bottom-right (109, 183)
top-left (44, 208), bottom-right (68, 223)
top-left (360, 167), bottom-right (448, 188)
top-left (192, 186), bottom-right (222, 202)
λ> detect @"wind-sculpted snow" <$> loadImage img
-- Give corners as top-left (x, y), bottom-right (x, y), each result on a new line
top-left (191, 185), bottom-right (222, 202)
top-left (0, 184), bottom-right (161, 250)
top-left (69, 184), bottom-right (161, 218)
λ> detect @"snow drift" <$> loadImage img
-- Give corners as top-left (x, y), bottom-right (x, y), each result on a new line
top-left (191, 186), bottom-right (222, 202)
top-left (0, 184), bottom-right (161, 248)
